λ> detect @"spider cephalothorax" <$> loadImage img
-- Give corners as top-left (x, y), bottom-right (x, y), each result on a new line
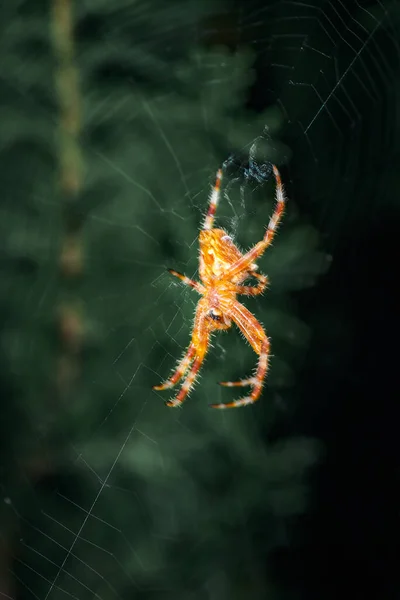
top-left (153, 163), bottom-right (286, 408)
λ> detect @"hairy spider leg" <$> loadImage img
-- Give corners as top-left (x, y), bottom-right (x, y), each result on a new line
top-left (203, 168), bottom-right (223, 230)
top-left (153, 344), bottom-right (196, 391)
top-left (225, 165), bottom-right (286, 281)
top-left (165, 349), bottom-right (207, 407)
top-left (234, 271), bottom-right (269, 296)
top-left (167, 267), bottom-right (267, 297)
top-left (167, 269), bottom-right (204, 294)
top-left (153, 299), bottom-right (227, 407)
top-left (164, 300), bottom-right (213, 407)
top-left (218, 378), bottom-right (256, 387)
top-left (210, 302), bottom-right (270, 408)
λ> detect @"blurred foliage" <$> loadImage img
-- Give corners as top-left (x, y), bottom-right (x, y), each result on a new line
top-left (3, 0), bottom-right (398, 599)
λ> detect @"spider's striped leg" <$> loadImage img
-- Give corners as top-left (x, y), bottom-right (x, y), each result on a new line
top-left (225, 164), bottom-right (286, 281)
top-left (165, 342), bottom-right (209, 407)
top-left (263, 164), bottom-right (286, 245)
top-left (218, 377), bottom-right (256, 388)
top-left (203, 167), bottom-right (223, 230)
top-left (166, 317), bottom-right (211, 407)
top-left (168, 269), bottom-right (204, 294)
top-left (153, 344), bottom-right (196, 391)
top-left (210, 301), bottom-right (271, 409)
top-left (155, 300), bottom-right (211, 407)
top-left (211, 338), bottom-right (270, 409)
top-left (235, 272), bottom-right (269, 297)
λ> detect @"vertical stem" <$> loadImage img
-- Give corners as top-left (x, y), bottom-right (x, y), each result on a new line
top-left (51, 0), bottom-right (84, 400)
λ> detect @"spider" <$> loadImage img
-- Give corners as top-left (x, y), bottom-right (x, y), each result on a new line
top-left (153, 162), bottom-right (286, 409)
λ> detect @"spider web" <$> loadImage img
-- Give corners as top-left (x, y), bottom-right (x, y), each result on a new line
top-left (0, 0), bottom-right (398, 599)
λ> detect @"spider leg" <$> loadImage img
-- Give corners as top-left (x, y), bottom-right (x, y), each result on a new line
top-left (210, 301), bottom-right (270, 409)
top-left (166, 311), bottom-right (232, 406)
top-left (152, 343), bottom-right (196, 391)
top-left (225, 165), bottom-right (286, 280)
top-left (167, 269), bottom-right (204, 294)
top-left (218, 377), bottom-right (256, 387)
top-left (154, 300), bottom-right (212, 407)
top-left (235, 272), bottom-right (269, 296)
top-left (165, 338), bottom-right (209, 407)
top-left (203, 167), bottom-right (223, 230)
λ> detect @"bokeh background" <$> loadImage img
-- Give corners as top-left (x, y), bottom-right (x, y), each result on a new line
top-left (0, 1), bottom-right (399, 599)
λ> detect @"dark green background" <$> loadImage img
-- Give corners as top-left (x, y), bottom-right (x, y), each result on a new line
top-left (1, 1), bottom-right (398, 598)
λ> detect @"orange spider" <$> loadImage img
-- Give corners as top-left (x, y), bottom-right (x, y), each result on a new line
top-left (153, 162), bottom-right (286, 408)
